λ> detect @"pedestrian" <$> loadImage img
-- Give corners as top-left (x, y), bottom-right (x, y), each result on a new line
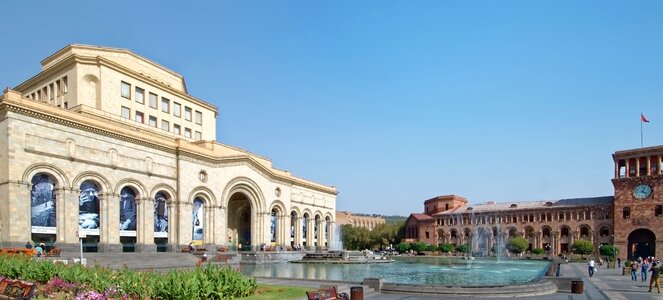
top-left (631, 261), bottom-right (639, 281)
top-left (588, 259), bottom-right (595, 277)
top-left (188, 242), bottom-right (195, 253)
top-left (24, 241), bottom-right (33, 249)
top-left (34, 243), bottom-right (43, 257)
top-left (642, 260), bottom-right (649, 282)
top-left (617, 257), bottom-right (622, 268)
top-left (649, 262), bottom-right (661, 293)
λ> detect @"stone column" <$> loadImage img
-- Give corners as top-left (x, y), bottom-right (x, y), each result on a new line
top-left (636, 159), bottom-right (640, 177)
top-left (100, 193), bottom-right (122, 252)
top-left (166, 202), bottom-right (177, 252)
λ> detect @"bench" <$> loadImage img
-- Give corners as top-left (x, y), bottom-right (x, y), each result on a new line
top-left (217, 246), bottom-right (228, 252)
top-left (0, 277), bottom-right (36, 300)
top-left (306, 287), bottom-right (348, 300)
top-left (44, 248), bottom-right (60, 257)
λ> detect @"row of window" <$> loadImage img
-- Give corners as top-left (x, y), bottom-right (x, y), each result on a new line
top-left (121, 81), bottom-right (203, 125)
top-left (622, 206), bottom-right (663, 218)
top-left (436, 210), bottom-right (609, 226)
top-left (121, 106), bottom-right (201, 140)
top-left (25, 76), bottom-right (69, 108)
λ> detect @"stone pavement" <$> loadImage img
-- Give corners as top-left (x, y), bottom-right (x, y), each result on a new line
top-left (257, 262), bottom-right (663, 300)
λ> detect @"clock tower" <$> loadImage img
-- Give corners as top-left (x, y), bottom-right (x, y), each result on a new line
top-left (612, 146), bottom-right (663, 260)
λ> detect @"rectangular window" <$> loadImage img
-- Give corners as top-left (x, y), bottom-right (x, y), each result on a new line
top-left (195, 131), bottom-right (202, 140)
top-left (161, 120), bottom-right (170, 131)
top-left (184, 107), bottom-right (192, 121)
top-left (121, 106), bottom-right (130, 119)
top-left (173, 102), bottom-right (181, 117)
top-left (184, 128), bottom-right (192, 138)
top-left (55, 80), bottom-right (61, 96)
top-left (173, 124), bottom-right (181, 135)
top-left (161, 98), bottom-right (170, 113)
top-left (121, 81), bottom-right (131, 99)
top-left (62, 77), bottom-right (68, 94)
top-left (195, 111), bottom-right (202, 125)
top-left (148, 116), bottom-right (157, 127)
top-left (135, 87), bottom-right (145, 104)
top-left (149, 93), bottom-right (158, 108)
top-left (135, 111), bottom-right (144, 123)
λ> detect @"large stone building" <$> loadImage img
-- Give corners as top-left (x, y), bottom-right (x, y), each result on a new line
top-left (406, 146), bottom-right (663, 259)
top-left (335, 211), bottom-right (385, 231)
top-left (0, 44), bottom-right (338, 253)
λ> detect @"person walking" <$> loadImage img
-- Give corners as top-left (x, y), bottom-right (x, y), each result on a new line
top-left (617, 257), bottom-right (622, 268)
top-left (649, 262), bottom-right (661, 293)
top-left (631, 261), bottom-right (639, 281)
top-left (642, 260), bottom-right (650, 282)
top-left (588, 259), bottom-right (596, 277)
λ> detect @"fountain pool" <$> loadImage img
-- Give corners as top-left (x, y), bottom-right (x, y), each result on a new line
top-left (240, 256), bottom-right (551, 286)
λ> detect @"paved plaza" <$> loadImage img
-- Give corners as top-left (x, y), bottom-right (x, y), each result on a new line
top-left (257, 262), bottom-right (662, 300)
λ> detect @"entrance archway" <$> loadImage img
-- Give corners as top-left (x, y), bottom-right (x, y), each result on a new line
top-left (228, 193), bottom-right (252, 250)
top-left (628, 229), bottom-right (656, 259)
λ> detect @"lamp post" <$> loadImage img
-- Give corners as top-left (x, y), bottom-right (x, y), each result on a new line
top-left (611, 235), bottom-right (615, 269)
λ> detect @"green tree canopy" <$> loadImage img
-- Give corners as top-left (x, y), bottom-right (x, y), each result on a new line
top-left (599, 244), bottom-right (618, 259)
top-left (412, 241), bottom-right (428, 253)
top-left (572, 240), bottom-right (594, 258)
top-left (507, 237), bottom-right (529, 254)
top-left (531, 248), bottom-right (544, 255)
top-left (439, 243), bottom-right (455, 253)
top-left (396, 242), bottom-right (410, 253)
top-left (456, 244), bottom-right (471, 254)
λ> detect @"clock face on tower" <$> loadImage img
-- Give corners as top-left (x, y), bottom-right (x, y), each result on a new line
top-left (633, 184), bottom-right (652, 200)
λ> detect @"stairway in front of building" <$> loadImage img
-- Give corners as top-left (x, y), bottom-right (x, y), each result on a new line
top-left (55, 251), bottom-right (238, 270)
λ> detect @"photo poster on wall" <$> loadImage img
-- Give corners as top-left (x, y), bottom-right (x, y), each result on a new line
top-left (154, 192), bottom-right (169, 238)
top-left (31, 174), bottom-right (56, 234)
top-left (78, 181), bottom-right (100, 235)
top-left (192, 199), bottom-right (203, 241)
top-left (119, 187), bottom-right (137, 232)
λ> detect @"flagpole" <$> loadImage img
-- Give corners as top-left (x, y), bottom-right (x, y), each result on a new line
top-left (641, 113), bottom-right (643, 148)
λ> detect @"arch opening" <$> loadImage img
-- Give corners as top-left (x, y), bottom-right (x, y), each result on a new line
top-left (628, 228), bottom-right (656, 259)
top-left (227, 193), bottom-right (251, 250)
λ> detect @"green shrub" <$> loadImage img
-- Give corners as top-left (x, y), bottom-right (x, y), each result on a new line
top-left (531, 248), bottom-right (544, 255)
top-left (624, 261), bottom-right (632, 268)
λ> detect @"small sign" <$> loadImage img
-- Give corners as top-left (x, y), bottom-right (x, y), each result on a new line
top-left (77, 230), bottom-right (86, 239)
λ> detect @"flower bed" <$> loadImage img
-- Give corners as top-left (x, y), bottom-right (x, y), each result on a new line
top-left (0, 254), bottom-right (257, 299)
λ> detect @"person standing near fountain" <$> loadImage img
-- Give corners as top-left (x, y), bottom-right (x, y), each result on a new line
top-left (588, 259), bottom-right (596, 277)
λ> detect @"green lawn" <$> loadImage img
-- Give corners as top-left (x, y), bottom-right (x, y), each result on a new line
top-left (238, 284), bottom-right (311, 300)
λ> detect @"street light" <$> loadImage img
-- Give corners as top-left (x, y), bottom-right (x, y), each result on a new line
top-left (611, 235), bottom-right (615, 269)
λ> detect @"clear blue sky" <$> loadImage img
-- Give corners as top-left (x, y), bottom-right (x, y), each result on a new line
top-left (2, 1), bottom-right (662, 216)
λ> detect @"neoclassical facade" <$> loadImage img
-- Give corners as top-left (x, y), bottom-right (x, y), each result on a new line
top-left (406, 145), bottom-right (663, 259)
top-left (0, 45), bottom-right (338, 253)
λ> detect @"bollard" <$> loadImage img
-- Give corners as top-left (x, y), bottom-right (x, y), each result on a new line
top-left (350, 286), bottom-right (363, 300)
top-left (571, 280), bottom-right (584, 294)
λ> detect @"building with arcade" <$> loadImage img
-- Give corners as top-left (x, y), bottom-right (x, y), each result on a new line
top-left (0, 44), bottom-right (337, 253)
top-left (405, 146), bottom-right (663, 259)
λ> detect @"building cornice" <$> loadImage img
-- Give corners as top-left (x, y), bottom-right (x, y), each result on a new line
top-left (15, 53), bottom-right (219, 117)
top-left (0, 89), bottom-right (336, 196)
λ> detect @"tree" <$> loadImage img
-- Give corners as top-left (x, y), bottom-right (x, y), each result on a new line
top-left (572, 240), bottom-right (594, 258)
top-left (456, 244), bottom-right (471, 254)
top-left (507, 237), bottom-right (529, 254)
top-left (412, 241), bottom-right (428, 253)
top-left (531, 248), bottom-right (544, 255)
top-left (425, 244), bottom-right (438, 252)
top-left (396, 242), bottom-right (410, 253)
top-left (599, 245), bottom-right (618, 261)
top-left (439, 243), bottom-right (455, 253)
